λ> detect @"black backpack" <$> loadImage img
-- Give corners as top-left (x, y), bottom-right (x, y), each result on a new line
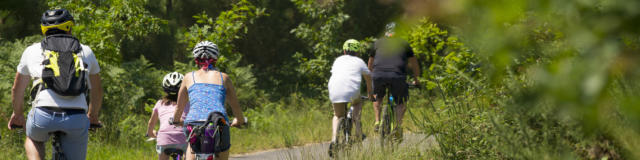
top-left (188, 112), bottom-right (231, 154)
top-left (39, 34), bottom-right (88, 96)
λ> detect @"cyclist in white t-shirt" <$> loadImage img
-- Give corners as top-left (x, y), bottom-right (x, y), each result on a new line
top-left (7, 9), bottom-right (103, 160)
top-left (327, 39), bottom-right (373, 149)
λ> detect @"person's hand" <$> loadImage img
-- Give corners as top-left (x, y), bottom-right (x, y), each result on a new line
top-left (230, 117), bottom-right (246, 128)
top-left (146, 130), bottom-right (157, 138)
top-left (8, 112), bottom-right (26, 130)
top-left (168, 117), bottom-right (183, 126)
top-left (88, 114), bottom-right (102, 126)
top-left (368, 93), bottom-right (374, 101)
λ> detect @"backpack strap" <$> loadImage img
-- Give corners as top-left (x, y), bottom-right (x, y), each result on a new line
top-left (30, 79), bottom-right (45, 108)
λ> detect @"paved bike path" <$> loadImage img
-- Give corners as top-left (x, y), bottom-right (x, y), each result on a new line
top-left (230, 133), bottom-right (436, 160)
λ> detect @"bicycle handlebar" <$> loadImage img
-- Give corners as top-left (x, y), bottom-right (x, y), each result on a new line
top-left (10, 124), bottom-right (23, 129)
top-left (170, 117), bottom-right (250, 128)
top-left (90, 123), bottom-right (103, 129)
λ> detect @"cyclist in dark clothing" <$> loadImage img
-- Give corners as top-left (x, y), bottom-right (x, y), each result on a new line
top-left (368, 23), bottom-right (420, 138)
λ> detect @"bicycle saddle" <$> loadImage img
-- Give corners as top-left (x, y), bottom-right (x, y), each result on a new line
top-left (49, 131), bottom-right (66, 135)
top-left (163, 148), bottom-right (184, 156)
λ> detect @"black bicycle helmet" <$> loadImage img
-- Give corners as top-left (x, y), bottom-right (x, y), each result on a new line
top-left (40, 9), bottom-right (74, 35)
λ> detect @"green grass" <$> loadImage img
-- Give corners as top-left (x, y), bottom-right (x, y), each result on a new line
top-left (0, 92), bottom-right (435, 159)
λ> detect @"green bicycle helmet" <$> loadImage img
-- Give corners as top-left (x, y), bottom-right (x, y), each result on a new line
top-left (342, 39), bottom-right (361, 52)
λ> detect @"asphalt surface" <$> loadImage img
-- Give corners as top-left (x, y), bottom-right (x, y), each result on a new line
top-left (230, 133), bottom-right (436, 160)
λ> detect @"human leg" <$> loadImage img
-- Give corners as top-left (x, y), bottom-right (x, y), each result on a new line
top-left (351, 99), bottom-right (363, 139)
top-left (332, 103), bottom-right (347, 142)
top-left (159, 153), bottom-right (169, 160)
top-left (25, 108), bottom-right (52, 160)
top-left (156, 145), bottom-right (169, 160)
top-left (390, 77), bottom-right (409, 140)
top-left (395, 103), bottom-right (406, 127)
top-left (372, 77), bottom-right (388, 127)
top-left (185, 145), bottom-right (195, 160)
top-left (25, 138), bottom-right (45, 160)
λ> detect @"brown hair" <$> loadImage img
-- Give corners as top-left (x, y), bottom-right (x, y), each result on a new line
top-left (161, 92), bottom-right (178, 106)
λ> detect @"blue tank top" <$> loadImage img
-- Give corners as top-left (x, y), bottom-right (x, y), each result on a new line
top-left (184, 71), bottom-right (229, 123)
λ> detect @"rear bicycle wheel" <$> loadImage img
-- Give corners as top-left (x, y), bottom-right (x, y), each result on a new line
top-left (345, 115), bottom-right (353, 145)
top-left (52, 133), bottom-right (66, 160)
top-left (379, 105), bottom-right (391, 148)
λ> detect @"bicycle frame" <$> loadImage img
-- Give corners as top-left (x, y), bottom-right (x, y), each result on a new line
top-left (330, 96), bottom-right (368, 157)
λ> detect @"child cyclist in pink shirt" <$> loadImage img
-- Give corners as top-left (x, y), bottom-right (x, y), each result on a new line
top-left (147, 72), bottom-right (190, 160)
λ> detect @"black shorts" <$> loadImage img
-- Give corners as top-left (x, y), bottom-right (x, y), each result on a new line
top-left (373, 77), bottom-right (408, 105)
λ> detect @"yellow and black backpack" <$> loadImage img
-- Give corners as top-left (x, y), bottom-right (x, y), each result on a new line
top-left (38, 34), bottom-right (88, 96)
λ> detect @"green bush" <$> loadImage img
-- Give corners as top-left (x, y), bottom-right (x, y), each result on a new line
top-left (405, 18), bottom-right (480, 93)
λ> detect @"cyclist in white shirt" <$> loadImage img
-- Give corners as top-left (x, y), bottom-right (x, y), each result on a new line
top-left (327, 39), bottom-right (373, 152)
top-left (8, 9), bottom-right (103, 160)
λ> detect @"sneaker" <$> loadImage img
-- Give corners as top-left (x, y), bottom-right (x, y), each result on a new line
top-left (392, 127), bottom-right (404, 143)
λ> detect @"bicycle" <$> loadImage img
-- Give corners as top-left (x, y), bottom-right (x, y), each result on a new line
top-left (169, 116), bottom-right (248, 160)
top-left (145, 136), bottom-right (185, 160)
top-left (329, 96), bottom-right (369, 158)
top-left (10, 123), bottom-right (102, 160)
top-left (378, 83), bottom-right (417, 149)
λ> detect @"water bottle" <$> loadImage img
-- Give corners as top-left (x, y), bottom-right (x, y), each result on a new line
top-left (347, 107), bottom-right (354, 119)
top-left (201, 122), bottom-right (216, 153)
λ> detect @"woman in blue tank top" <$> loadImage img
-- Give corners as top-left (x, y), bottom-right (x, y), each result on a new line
top-left (171, 41), bottom-right (245, 160)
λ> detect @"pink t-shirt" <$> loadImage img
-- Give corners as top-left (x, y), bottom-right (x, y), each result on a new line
top-left (153, 100), bottom-right (189, 145)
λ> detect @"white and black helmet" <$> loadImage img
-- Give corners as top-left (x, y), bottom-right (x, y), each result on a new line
top-left (192, 41), bottom-right (220, 59)
top-left (162, 72), bottom-right (184, 94)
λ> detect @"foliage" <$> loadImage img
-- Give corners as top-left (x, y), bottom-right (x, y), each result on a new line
top-left (46, 0), bottom-right (166, 65)
top-left (405, 18), bottom-right (480, 92)
top-left (0, 35), bottom-right (43, 160)
top-left (180, 0), bottom-right (267, 108)
top-left (289, 0), bottom-right (349, 96)
top-left (400, 0), bottom-right (640, 159)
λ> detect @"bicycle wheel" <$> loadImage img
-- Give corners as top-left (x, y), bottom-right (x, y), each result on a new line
top-left (52, 133), bottom-right (66, 160)
top-left (345, 113), bottom-right (353, 144)
top-left (379, 105), bottom-right (391, 148)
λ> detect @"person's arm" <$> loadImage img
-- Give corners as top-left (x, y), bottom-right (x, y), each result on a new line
top-left (88, 74), bottom-right (103, 124)
top-left (223, 74), bottom-right (245, 127)
top-left (364, 73), bottom-right (373, 99)
top-left (146, 108), bottom-right (159, 138)
top-left (408, 57), bottom-right (420, 85)
top-left (172, 73), bottom-right (190, 125)
top-left (368, 57), bottom-right (374, 72)
top-left (8, 73), bottom-right (30, 129)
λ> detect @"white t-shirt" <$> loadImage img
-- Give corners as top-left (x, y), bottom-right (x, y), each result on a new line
top-left (328, 55), bottom-right (370, 103)
top-left (17, 42), bottom-right (101, 110)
